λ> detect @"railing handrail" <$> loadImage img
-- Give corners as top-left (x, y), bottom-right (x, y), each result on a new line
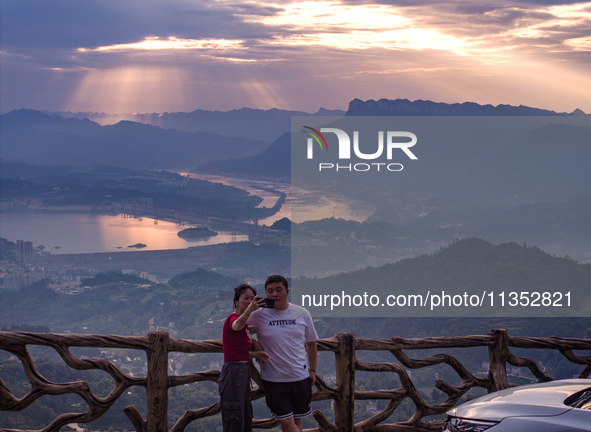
top-left (2, 329), bottom-right (591, 432)
top-left (4, 330), bottom-right (591, 351)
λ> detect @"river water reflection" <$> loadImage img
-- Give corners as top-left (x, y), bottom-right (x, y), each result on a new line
top-left (178, 173), bottom-right (293, 225)
top-left (0, 213), bottom-right (248, 255)
top-left (179, 174), bottom-right (375, 224)
top-left (1, 175), bottom-right (375, 254)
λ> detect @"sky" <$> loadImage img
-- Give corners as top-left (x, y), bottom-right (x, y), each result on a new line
top-left (1, 0), bottom-right (591, 114)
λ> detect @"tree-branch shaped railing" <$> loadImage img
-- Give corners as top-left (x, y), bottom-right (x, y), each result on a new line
top-left (1, 329), bottom-right (591, 432)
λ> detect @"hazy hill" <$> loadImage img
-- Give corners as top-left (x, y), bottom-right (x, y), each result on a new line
top-left (53, 107), bottom-right (346, 143)
top-left (288, 208), bottom-right (591, 276)
top-left (0, 269), bottom-right (240, 339)
top-left (0, 109), bottom-right (270, 169)
top-left (460, 123), bottom-right (591, 202)
top-left (196, 106), bottom-right (591, 212)
top-left (0, 161), bottom-right (272, 219)
top-left (294, 238), bottom-right (591, 317)
top-left (2, 239), bottom-right (590, 335)
top-left (198, 133), bottom-right (291, 179)
top-left (400, 196), bottom-right (591, 263)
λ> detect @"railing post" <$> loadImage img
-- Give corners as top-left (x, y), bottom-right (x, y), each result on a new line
top-left (147, 331), bottom-right (169, 432)
top-left (334, 332), bottom-right (356, 432)
top-left (488, 328), bottom-right (510, 392)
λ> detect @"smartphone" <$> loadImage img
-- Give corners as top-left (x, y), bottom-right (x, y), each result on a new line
top-left (256, 297), bottom-right (275, 308)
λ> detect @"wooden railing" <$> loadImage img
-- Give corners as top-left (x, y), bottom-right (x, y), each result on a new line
top-left (1, 329), bottom-right (591, 432)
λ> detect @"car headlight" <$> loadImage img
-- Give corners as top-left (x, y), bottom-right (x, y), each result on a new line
top-left (443, 416), bottom-right (499, 432)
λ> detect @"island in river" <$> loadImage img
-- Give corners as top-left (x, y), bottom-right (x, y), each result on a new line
top-left (128, 243), bottom-right (147, 249)
top-left (177, 227), bottom-right (218, 239)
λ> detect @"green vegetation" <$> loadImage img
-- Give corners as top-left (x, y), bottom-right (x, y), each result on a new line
top-left (0, 162), bottom-right (275, 220)
top-left (0, 324), bottom-right (50, 333)
top-left (0, 269), bottom-right (242, 339)
top-left (177, 227), bottom-right (218, 239)
top-left (0, 178), bottom-right (53, 198)
top-left (0, 237), bottom-right (16, 261)
top-left (205, 241), bottom-right (291, 277)
top-left (169, 268), bottom-right (238, 290)
top-left (127, 243), bottom-right (147, 249)
top-left (270, 217), bottom-right (291, 232)
top-left (2, 239), bottom-right (591, 430)
top-left (80, 271), bottom-right (153, 287)
top-left (0, 356), bottom-right (148, 430)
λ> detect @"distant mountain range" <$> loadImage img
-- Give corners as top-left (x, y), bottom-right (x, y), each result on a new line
top-left (198, 108), bottom-right (591, 211)
top-left (3, 99), bottom-right (590, 199)
top-left (196, 98), bottom-right (590, 179)
top-left (345, 98), bottom-right (587, 116)
top-left (50, 107), bottom-right (346, 143)
top-left (0, 109), bottom-right (270, 169)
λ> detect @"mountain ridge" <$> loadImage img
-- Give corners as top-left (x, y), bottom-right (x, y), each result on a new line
top-left (47, 106), bottom-right (347, 143)
top-left (0, 109), bottom-right (270, 169)
top-left (345, 98), bottom-right (587, 116)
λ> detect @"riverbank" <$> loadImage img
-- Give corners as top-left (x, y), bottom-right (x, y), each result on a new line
top-left (33, 246), bottom-right (230, 273)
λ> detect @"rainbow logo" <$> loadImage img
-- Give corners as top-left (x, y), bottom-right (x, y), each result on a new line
top-left (304, 126), bottom-right (328, 150)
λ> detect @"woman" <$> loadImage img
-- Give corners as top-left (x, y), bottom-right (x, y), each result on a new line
top-left (219, 284), bottom-right (270, 432)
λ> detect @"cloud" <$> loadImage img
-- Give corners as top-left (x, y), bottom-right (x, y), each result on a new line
top-left (0, 0), bottom-right (263, 50)
top-left (77, 37), bottom-right (249, 53)
top-left (3, 0), bottom-right (589, 62)
top-left (1, 0), bottom-right (590, 113)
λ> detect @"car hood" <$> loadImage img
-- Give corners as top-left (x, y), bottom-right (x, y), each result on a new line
top-left (448, 380), bottom-right (591, 422)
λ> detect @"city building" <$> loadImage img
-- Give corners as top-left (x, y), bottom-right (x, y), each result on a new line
top-left (16, 240), bottom-right (33, 264)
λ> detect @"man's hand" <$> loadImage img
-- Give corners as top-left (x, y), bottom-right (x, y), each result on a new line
top-left (309, 369), bottom-right (317, 386)
top-left (305, 341), bottom-right (318, 387)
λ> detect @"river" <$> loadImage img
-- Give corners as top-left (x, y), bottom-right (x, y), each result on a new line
top-left (0, 175), bottom-right (374, 254)
top-left (0, 212), bottom-right (248, 255)
top-left (178, 173), bottom-right (375, 224)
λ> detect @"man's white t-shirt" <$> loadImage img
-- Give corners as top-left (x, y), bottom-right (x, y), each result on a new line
top-left (247, 303), bottom-right (319, 382)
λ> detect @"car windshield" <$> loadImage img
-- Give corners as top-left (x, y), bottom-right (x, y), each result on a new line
top-left (564, 387), bottom-right (591, 410)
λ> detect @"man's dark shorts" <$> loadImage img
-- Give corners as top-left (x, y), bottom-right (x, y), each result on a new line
top-left (262, 377), bottom-right (312, 420)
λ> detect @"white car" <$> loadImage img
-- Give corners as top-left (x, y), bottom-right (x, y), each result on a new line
top-left (444, 379), bottom-right (591, 431)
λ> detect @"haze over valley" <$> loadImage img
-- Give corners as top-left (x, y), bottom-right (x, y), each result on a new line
top-left (2, 61), bottom-right (591, 432)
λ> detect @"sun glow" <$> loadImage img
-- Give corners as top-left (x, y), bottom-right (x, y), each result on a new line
top-left (78, 36), bottom-right (247, 52)
top-left (240, 2), bottom-right (410, 29)
top-left (564, 36), bottom-right (591, 51)
top-left (69, 66), bottom-right (187, 113)
top-left (267, 28), bottom-right (466, 52)
top-left (238, 79), bottom-right (289, 110)
top-left (61, 1), bottom-right (591, 113)
top-left (240, 1), bottom-right (469, 53)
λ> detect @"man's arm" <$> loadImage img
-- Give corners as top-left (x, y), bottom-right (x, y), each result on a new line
top-left (249, 339), bottom-right (271, 363)
top-left (305, 341), bottom-right (317, 386)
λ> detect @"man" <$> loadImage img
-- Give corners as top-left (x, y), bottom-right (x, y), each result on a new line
top-left (247, 275), bottom-right (319, 432)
